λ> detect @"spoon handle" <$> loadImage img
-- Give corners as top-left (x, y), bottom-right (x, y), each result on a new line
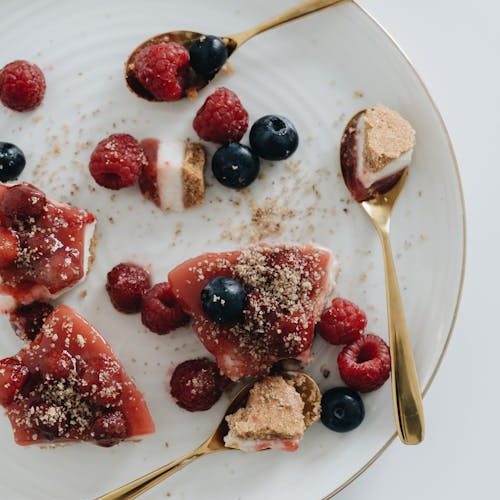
top-left (97, 446), bottom-right (212, 499)
top-left (230, 0), bottom-right (346, 45)
top-left (376, 226), bottom-right (425, 445)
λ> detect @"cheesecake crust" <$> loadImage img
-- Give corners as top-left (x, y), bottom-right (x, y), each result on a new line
top-left (226, 376), bottom-right (306, 440)
top-left (364, 105), bottom-right (416, 172)
top-left (182, 142), bottom-right (206, 208)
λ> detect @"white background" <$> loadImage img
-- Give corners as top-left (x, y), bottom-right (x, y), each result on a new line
top-left (337, 1), bottom-right (499, 499)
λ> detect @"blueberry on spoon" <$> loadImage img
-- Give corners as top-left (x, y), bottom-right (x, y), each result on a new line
top-left (190, 35), bottom-right (228, 78)
top-left (0, 142), bottom-right (26, 182)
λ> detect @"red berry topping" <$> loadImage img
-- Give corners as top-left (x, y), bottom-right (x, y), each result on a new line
top-left (141, 282), bottom-right (189, 335)
top-left (193, 87), bottom-right (249, 143)
top-left (89, 134), bottom-right (146, 190)
top-left (9, 302), bottom-right (53, 341)
top-left (0, 60), bottom-right (46, 112)
top-left (170, 358), bottom-right (229, 412)
top-left (337, 334), bottom-right (391, 392)
top-left (40, 350), bottom-right (75, 380)
top-left (92, 410), bottom-right (128, 447)
top-left (133, 42), bottom-right (190, 101)
top-left (317, 298), bottom-right (367, 345)
top-left (0, 357), bottom-right (29, 406)
top-left (0, 183), bottom-right (46, 220)
top-left (79, 354), bottom-right (123, 407)
top-left (269, 315), bottom-right (314, 358)
top-left (0, 227), bottom-right (20, 268)
top-left (106, 263), bottom-right (151, 314)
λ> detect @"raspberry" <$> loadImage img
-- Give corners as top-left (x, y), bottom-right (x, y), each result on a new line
top-left (0, 357), bottom-right (29, 406)
top-left (9, 302), bottom-right (54, 341)
top-left (133, 42), bottom-right (190, 101)
top-left (317, 298), bottom-right (367, 345)
top-left (0, 60), bottom-right (46, 112)
top-left (106, 263), bottom-right (151, 314)
top-left (193, 87), bottom-right (249, 143)
top-left (79, 354), bottom-right (123, 407)
top-left (170, 358), bottom-right (228, 412)
top-left (92, 410), bottom-right (128, 447)
top-left (40, 350), bottom-right (75, 380)
top-left (0, 183), bottom-right (46, 220)
top-left (0, 227), bottom-right (20, 268)
top-left (141, 282), bottom-right (189, 335)
top-left (337, 334), bottom-right (391, 392)
top-left (89, 134), bottom-right (146, 190)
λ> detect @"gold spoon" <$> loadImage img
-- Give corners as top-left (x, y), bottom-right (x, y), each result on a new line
top-left (125, 0), bottom-right (346, 101)
top-left (97, 372), bottom-right (319, 499)
top-left (340, 111), bottom-right (425, 445)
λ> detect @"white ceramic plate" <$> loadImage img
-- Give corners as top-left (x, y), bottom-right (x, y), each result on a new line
top-left (0, 0), bottom-right (465, 498)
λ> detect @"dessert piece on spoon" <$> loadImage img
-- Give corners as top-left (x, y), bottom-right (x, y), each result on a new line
top-left (341, 105), bottom-right (416, 202)
top-left (97, 372), bottom-right (320, 499)
top-left (224, 373), bottom-right (321, 452)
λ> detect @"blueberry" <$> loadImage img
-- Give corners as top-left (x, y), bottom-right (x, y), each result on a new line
top-left (189, 35), bottom-right (228, 78)
top-left (0, 142), bottom-right (26, 182)
top-left (249, 115), bottom-right (299, 161)
top-left (321, 387), bottom-right (365, 432)
top-left (212, 143), bottom-right (260, 189)
top-left (201, 277), bottom-right (247, 323)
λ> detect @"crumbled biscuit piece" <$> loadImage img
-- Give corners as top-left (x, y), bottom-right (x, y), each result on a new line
top-left (182, 142), bottom-right (206, 208)
top-left (225, 376), bottom-right (306, 441)
top-left (364, 105), bottom-right (415, 172)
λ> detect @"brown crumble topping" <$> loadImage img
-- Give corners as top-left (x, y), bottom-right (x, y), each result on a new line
top-left (363, 105), bottom-right (416, 172)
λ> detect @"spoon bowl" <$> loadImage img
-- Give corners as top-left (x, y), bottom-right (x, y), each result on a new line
top-left (340, 110), bottom-right (425, 445)
top-left (125, 31), bottom-right (238, 101)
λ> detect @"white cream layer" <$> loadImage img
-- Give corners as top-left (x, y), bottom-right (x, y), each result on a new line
top-left (356, 115), bottom-right (413, 189)
top-left (224, 431), bottom-right (300, 452)
top-left (156, 140), bottom-right (185, 212)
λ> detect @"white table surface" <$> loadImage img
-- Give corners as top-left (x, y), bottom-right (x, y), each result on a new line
top-left (336, 1), bottom-right (499, 499)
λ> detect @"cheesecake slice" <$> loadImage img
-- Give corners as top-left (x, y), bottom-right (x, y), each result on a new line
top-left (168, 244), bottom-right (336, 381)
top-left (0, 304), bottom-right (155, 447)
top-left (341, 105), bottom-right (416, 201)
top-left (0, 183), bottom-right (96, 313)
top-left (224, 373), bottom-right (321, 452)
top-left (139, 138), bottom-right (206, 211)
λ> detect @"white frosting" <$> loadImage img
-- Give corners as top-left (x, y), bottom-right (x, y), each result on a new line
top-left (355, 115), bottom-right (413, 189)
top-left (224, 431), bottom-right (300, 452)
top-left (156, 140), bottom-right (185, 212)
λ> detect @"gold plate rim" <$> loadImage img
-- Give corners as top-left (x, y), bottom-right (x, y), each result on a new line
top-left (322, 1), bottom-right (467, 498)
